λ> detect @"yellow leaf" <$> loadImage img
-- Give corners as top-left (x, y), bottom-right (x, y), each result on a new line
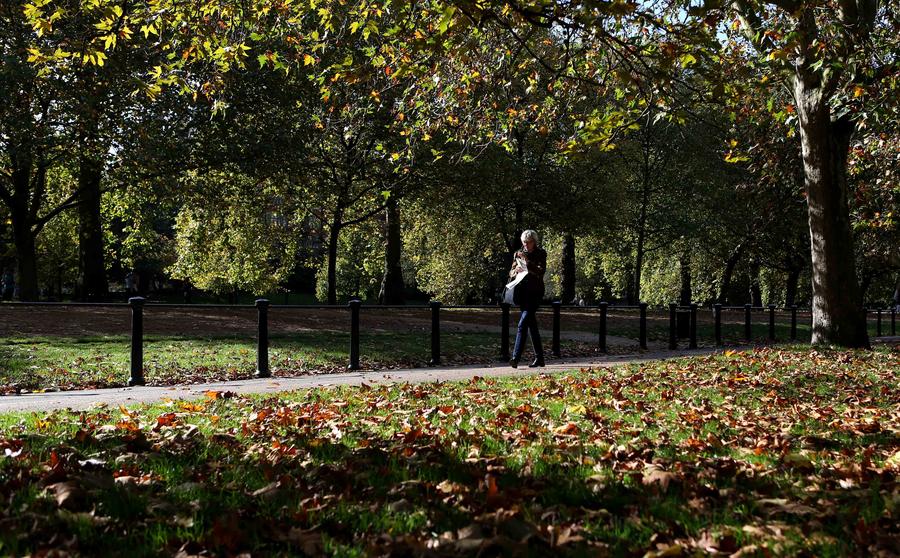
top-left (303, 54), bottom-right (315, 66)
top-left (567, 404), bottom-right (587, 416)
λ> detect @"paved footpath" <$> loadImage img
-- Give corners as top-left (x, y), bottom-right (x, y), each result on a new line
top-left (0, 348), bottom-right (721, 414)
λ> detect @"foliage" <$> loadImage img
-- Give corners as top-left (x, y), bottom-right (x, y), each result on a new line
top-left (314, 218), bottom-right (383, 302)
top-left (169, 171), bottom-right (299, 295)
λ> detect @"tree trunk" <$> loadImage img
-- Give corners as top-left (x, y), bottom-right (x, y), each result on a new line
top-left (7, 163), bottom-right (40, 301)
top-left (623, 262), bottom-right (635, 305)
top-left (77, 157), bottom-right (108, 301)
top-left (679, 251), bottom-right (692, 306)
top-left (795, 80), bottom-right (868, 347)
top-left (378, 195), bottom-right (404, 304)
top-left (749, 258), bottom-right (762, 307)
top-left (11, 218), bottom-right (39, 301)
top-left (326, 209), bottom-right (342, 305)
top-left (560, 233), bottom-right (576, 303)
top-left (718, 243), bottom-right (744, 304)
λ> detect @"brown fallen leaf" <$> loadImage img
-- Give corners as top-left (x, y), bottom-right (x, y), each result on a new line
top-left (554, 422), bottom-right (581, 436)
top-left (46, 481), bottom-right (84, 510)
top-left (782, 452), bottom-right (814, 471)
top-left (643, 543), bottom-right (683, 557)
top-left (755, 498), bottom-right (817, 516)
top-left (642, 464), bottom-right (677, 492)
top-left (554, 525), bottom-right (584, 546)
top-left (282, 527), bottom-right (323, 555)
top-left (251, 481), bottom-right (281, 499)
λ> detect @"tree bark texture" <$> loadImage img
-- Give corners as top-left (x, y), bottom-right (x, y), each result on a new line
top-left (11, 216), bottom-right (38, 301)
top-left (795, 81), bottom-right (868, 346)
top-left (7, 159), bottom-right (40, 301)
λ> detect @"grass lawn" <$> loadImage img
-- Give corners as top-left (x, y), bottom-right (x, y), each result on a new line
top-left (0, 332), bottom-right (601, 392)
top-left (0, 346), bottom-right (897, 556)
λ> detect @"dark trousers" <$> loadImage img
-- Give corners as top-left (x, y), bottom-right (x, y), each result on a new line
top-left (512, 303), bottom-right (543, 360)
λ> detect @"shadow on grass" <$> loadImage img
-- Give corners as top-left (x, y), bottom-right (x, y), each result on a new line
top-left (1, 420), bottom-right (889, 557)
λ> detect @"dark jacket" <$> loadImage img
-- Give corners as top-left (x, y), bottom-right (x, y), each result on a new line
top-left (509, 247), bottom-right (546, 305)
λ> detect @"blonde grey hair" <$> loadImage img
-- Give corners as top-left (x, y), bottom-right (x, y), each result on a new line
top-left (520, 229), bottom-right (540, 247)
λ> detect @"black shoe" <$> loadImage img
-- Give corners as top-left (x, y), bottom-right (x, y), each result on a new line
top-left (509, 358), bottom-right (519, 368)
top-left (529, 358), bottom-right (545, 368)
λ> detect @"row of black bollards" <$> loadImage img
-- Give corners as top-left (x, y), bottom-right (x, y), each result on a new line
top-left (124, 300), bottom-right (895, 386)
top-left (871, 307), bottom-right (897, 337)
top-left (128, 296), bottom-right (275, 385)
top-left (710, 304), bottom-right (799, 347)
top-left (127, 298), bottom-right (645, 383)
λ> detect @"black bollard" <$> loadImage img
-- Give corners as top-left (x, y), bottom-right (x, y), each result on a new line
top-left (668, 303), bottom-right (677, 350)
top-left (348, 299), bottom-right (361, 370)
top-left (768, 304), bottom-right (776, 341)
top-left (429, 301), bottom-right (441, 365)
top-left (744, 304), bottom-right (752, 342)
top-left (714, 304), bottom-right (722, 346)
top-left (790, 305), bottom-right (798, 341)
top-left (128, 297), bottom-right (145, 386)
top-left (551, 301), bottom-right (561, 357)
top-left (689, 303), bottom-right (698, 349)
top-left (255, 299), bottom-right (270, 378)
top-left (500, 303), bottom-right (510, 360)
top-left (599, 302), bottom-right (608, 354)
top-left (892, 307), bottom-right (896, 336)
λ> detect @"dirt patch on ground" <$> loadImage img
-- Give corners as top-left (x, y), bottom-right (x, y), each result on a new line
top-left (0, 305), bottom-right (627, 338)
top-left (0, 304), bottom-right (801, 342)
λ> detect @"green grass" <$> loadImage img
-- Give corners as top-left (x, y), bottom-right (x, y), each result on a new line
top-left (0, 332), bottom-right (600, 392)
top-left (0, 345), bottom-right (897, 556)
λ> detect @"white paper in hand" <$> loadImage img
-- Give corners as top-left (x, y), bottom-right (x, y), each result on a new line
top-left (502, 270), bottom-right (529, 305)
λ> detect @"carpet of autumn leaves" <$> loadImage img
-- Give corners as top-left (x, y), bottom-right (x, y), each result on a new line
top-left (0, 346), bottom-right (898, 557)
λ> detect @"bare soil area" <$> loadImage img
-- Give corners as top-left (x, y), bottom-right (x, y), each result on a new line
top-left (0, 305), bottom-right (631, 338)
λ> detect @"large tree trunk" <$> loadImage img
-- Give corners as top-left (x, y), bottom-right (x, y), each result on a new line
top-left (77, 157), bottom-right (108, 301)
top-left (8, 163), bottom-right (40, 301)
top-left (795, 81), bottom-right (868, 347)
top-left (378, 195), bottom-right (404, 304)
top-left (326, 210), bottom-right (342, 305)
top-left (718, 243), bottom-right (744, 304)
top-left (560, 233), bottom-right (576, 303)
top-left (11, 217), bottom-right (39, 301)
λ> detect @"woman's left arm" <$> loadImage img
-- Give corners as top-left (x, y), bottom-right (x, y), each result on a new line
top-left (526, 251), bottom-right (546, 277)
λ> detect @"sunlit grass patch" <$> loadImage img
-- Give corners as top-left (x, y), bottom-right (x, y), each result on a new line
top-left (0, 332), bottom-right (600, 392)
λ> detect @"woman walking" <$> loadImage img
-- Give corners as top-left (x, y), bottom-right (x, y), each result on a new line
top-left (509, 230), bottom-right (546, 368)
